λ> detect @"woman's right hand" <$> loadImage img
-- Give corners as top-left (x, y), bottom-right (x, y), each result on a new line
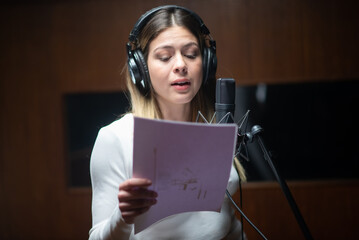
top-left (118, 178), bottom-right (158, 224)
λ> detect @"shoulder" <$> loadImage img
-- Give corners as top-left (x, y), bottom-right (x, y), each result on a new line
top-left (103, 113), bottom-right (134, 132)
top-left (90, 113), bottom-right (134, 176)
top-left (92, 113), bottom-right (134, 155)
top-left (98, 113), bottom-right (134, 139)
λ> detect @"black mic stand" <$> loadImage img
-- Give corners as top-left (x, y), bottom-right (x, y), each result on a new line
top-left (244, 125), bottom-right (314, 240)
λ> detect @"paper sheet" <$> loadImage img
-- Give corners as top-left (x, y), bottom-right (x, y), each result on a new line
top-left (132, 117), bottom-right (238, 233)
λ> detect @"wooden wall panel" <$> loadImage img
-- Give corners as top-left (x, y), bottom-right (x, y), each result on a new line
top-left (235, 180), bottom-right (359, 240)
top-left (206, 0), bottom-right (359, 84)
top-left (0, 0), bottom-right (358, 239)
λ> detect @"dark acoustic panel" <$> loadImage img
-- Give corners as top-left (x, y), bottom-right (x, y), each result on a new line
top-left (235, 80), bottom-right (359, 181)
top-left (64, 91), bottom-right (130, 187)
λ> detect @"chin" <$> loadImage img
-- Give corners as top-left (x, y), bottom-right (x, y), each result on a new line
top-left (174, 95), bottom-right (196, 105)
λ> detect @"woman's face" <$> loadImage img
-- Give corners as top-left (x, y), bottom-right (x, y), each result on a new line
top-left (147, 26), bottom-right (203, 109)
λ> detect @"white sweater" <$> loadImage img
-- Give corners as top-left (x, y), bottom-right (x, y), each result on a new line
top-left (89, 114), bottom-right (245, 240)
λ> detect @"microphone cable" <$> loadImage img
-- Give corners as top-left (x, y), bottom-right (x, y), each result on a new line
top-left (230, 153), bottom-right (267, 240)
top-left (226, 189), bottom-right (268, 240)
top-left (239, 179), bottom-right (245, 240)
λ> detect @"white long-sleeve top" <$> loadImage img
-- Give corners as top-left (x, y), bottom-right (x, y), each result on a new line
top-left (89, 114), bottom-right (245, 240)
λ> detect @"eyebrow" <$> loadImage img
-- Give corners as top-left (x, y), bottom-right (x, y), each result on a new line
top-left (153, 42), bottom-right (199, 52)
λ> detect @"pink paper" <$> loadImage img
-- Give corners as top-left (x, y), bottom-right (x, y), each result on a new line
top-left (132, 117), bottom-right (238, 233)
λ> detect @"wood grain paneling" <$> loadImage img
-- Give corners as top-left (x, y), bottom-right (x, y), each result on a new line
top-left (0, 0), bottom-right (358, 239)
top-left (236, 180), bottom-right (359, 240)
top-left (206, 0), bottom-right (359, 84)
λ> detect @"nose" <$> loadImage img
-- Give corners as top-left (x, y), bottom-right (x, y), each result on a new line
top-left (173, 54), bottom-right (187, 74)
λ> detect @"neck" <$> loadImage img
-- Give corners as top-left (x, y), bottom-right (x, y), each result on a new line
top-left (158, 101), bottom-right (192, 122)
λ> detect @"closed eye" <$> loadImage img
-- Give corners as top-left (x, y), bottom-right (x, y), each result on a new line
top-left (184, 54), bottom-right (198, 59)
top-left (159, 56), bottom-right (171, 62)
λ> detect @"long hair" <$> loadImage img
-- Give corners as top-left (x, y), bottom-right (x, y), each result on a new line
top-left (125, 7), bottom-right (215, 122)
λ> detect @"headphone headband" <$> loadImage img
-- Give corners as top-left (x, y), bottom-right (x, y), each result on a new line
top-left (129, 5), bottom-right (210, 43)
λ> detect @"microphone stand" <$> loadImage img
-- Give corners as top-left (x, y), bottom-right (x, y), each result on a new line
top-left (244, 125), bottom-right (314, 240)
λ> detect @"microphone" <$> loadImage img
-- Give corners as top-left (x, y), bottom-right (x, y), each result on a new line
top-left (215, 78), bottom-right (236, 123)
top-left (215, 78), bottom-right (268, 240)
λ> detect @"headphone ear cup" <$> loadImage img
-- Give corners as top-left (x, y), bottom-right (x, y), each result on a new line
top-left (128, 48), bottom-right (151, 96)
top-left (128, 52), bottom-right (141, 85)
top-left (202, 47), bottom-right (217, 85)
top-left (208, 47), bottom-right (217, 80)
top-left (202, 48), bottom-right (209, 85)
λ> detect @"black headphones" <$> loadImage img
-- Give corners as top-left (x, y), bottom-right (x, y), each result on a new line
top-left (126, 5), bottom-right (217, 97)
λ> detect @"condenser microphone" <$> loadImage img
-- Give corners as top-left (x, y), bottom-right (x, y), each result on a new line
top-left (215, 78), bottom-right (236, 123)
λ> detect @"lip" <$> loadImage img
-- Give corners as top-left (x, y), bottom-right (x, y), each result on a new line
top-left (171, 78), bottom-right (191, 91)
top-left (171, 78), bottom-right (191, 85)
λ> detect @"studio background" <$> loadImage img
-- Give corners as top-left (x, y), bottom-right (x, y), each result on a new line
top-left (1, 0), bottom-right (358, 239)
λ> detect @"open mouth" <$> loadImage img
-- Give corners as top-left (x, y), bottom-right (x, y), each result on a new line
top-left (171, 81), bottom-right (190, 86)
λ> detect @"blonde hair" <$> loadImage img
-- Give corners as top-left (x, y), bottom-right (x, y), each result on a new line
top-left (124, 7), bottom-right (246, 182)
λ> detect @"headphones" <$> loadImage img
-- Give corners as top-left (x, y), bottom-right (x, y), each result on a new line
top-left (126, 5), bottom-right (217, 97)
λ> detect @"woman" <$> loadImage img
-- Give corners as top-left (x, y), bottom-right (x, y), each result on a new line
top-left (89, 5), bottom-right (246, 240)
